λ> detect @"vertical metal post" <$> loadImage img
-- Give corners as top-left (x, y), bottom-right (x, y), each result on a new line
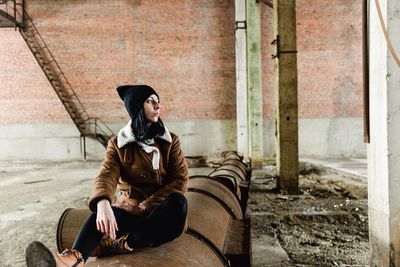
top-left (363, 0), bottom-right (370, 143)
top-left (95, 118), bottom-right (98, 136)
top-left (21, 0), bottom-right (25, 29)
top-left (13, 0), bottom-right (16, 29)
top-left (83, 135), bottom-right (86, 159)
top-left (80, 135), bottom-right (87, 160)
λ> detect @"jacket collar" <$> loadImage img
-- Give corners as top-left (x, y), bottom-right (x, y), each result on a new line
top-left (117, 120), bottom-right (172, 148)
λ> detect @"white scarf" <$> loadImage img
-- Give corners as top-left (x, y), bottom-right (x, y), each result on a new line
top-left (117, 120), bottom-right (172, 170)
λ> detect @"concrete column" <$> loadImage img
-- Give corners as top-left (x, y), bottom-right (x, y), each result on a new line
top-left (273, 0), bottom-right (299, 193)
top-left (368, 0), bottom-right (400, 266)
top-left (246, 0), bottom-right (264, 166)
top-left (235, 0), bottom-right (249, 158)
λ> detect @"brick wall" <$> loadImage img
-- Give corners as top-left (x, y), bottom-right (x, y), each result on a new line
top-left (20, 0), bottom-right (236, 122)
top-left (261, 0), bottom-right (363, 118)
top-left (0, 28), bottom-right (70, 123)
top-left (1, 0), bottom-right (363, 124)
top-left (296, 0), bottom-right (363, 118)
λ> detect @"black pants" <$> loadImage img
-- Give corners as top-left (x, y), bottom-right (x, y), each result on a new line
top-left (72, 192), bottom-right (188, 261)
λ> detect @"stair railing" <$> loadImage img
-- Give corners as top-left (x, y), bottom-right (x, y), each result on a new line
top-left (20, 11), bottom-right (91, 131)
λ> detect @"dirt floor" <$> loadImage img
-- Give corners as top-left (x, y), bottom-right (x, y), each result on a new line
top-left (0, 161), bottom-right (213, 267)
top-left (248, 164), bottom-right (369, 267)
top-left (0, 160), bottom-right (368, 267)
top-left (0, 161), bottom-right (97, 267)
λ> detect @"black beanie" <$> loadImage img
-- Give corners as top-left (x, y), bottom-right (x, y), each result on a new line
top-left (116, 85), bottom-right (159, 120)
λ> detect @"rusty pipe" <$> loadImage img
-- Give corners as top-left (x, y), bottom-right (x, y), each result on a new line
top-left (57, 178), bottom-right (242, 265)
top-left (57, 208), bottom-right (229, 267)
top-left (57, 150), bottom-right (251, 266)
top-left (362, 0), bottom-right (370, 143)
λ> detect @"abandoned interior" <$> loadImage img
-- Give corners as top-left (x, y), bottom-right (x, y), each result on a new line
top-left (0, 0), bottom-right (399, 266)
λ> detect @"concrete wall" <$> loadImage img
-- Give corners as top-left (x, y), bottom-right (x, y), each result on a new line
top-left (368, 0), bottom-right (400, 265)
top-left (0, 118), bottom-right (364, 161)
top-left (264, 118), bottom-right (366, 158)
top-left (0, 121), bottom-right (237, 161)
top-left (261, 0), bottom-right (364, 119)
top-left (260, 0), bottom-right (366, 158)
top-left (0, 0), bottom-right (366, 161)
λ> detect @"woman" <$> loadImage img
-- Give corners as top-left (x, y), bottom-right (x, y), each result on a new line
top-left (26, 85), bottom-right (189, 267)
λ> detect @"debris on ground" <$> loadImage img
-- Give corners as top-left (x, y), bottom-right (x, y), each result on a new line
top-left (249, 169), bottom-right (368, 266)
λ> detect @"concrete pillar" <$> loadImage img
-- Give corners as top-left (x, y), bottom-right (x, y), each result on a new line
top-left (246, 0), bottom-right (264, 166)
top-left (235, 0), bottom-right (249, 158)
top-left (273, 0), bottom-right (299, 193)
top-left (368, 0), bottom-right (400, 266)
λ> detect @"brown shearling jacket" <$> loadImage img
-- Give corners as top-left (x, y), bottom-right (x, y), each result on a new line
top-left (88, 127), bottom-right (189, 214)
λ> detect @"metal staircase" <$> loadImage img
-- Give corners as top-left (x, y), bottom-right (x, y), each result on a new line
top-left (0, 0), bottom-right (115, 157)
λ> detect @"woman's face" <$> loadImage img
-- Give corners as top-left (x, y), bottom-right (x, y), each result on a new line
top-left (143, 94), bottom-right (160, 123)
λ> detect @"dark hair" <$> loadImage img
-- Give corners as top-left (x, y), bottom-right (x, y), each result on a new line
top-left (131, 108), bottom-right (166, 142)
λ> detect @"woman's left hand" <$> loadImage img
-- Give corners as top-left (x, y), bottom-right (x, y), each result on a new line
top-left (113, 202), bottom-right (143, 215)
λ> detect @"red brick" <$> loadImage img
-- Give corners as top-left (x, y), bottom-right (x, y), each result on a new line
top-left (0, 0), bottom-right (363, 124)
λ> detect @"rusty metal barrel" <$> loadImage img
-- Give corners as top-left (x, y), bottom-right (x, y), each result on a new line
top-left (210, 169), bottom-right (245, 190)
top-left (57, 208), bottom-right (229, 267)
top-left (56, 208), bottom-right (90, 255)
top-left (188, 177), bottom-right (242, 219)
top-left (57, 178), bottom-right (241, 265)
top-left (187, 177), bottom-right (243, 250)
top-left (214, 166), bottom-right (247, 182)
top-left (190, 174), bottom-right (241, 201)
top-left (218, 159), bottom-right (247, 177)
top-left (213, 151), bottom-right (252, 214)
top-left (85, 234), bottom-right (228, 266)
top-left (221, 151), bottom-right (243, 161)
top-left (56, 150), bottom-right (250, 266)
top-left (220, 151), bottom-right (252, 178)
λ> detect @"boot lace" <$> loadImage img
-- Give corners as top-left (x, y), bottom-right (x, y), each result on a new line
top-left (100, 235), bottom-right (133, 256)
top-left (59, 249), bottom-right (83, 267)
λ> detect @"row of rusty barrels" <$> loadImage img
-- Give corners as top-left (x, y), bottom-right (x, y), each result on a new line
top-left (56, 151), bottom-right (251, 267)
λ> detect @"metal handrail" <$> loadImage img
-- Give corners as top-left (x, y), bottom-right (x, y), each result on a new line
top-left (95, 118), bottom-right (114, 136)
top-left (80, 117), bottom-right (115, 139)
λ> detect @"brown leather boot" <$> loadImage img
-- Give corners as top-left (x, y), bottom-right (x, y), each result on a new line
top-left (93, 234), bottom-right (133, 257)
top-left (26, 241), bottom-right (84, 267)
top-left (26, 241), bottom-right (55, 267)
top-left (53, 249), bottom-right (84, 267)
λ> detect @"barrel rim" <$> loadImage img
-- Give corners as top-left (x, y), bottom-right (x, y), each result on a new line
top-left (56, 208), bottom-right (73, 253)
top-left (215, 166), bottom-right (246, 181)
top-left (186, 227), bottom-right (231, 267)
top-left (189, 175), bottom-right (241, 202)
top-left (210, 169), bottom-right (244, 182)
top-left (220, 159), bottom-right (247, 172)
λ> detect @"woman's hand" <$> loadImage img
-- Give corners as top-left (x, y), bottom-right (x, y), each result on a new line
top-left (96, 199), bottom-right (119, 240)
top-left (113, 202), bottom-right (144, 215)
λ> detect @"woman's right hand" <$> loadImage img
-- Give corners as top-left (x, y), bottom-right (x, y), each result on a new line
top-left (96, 199), bottom-right (119, 240)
